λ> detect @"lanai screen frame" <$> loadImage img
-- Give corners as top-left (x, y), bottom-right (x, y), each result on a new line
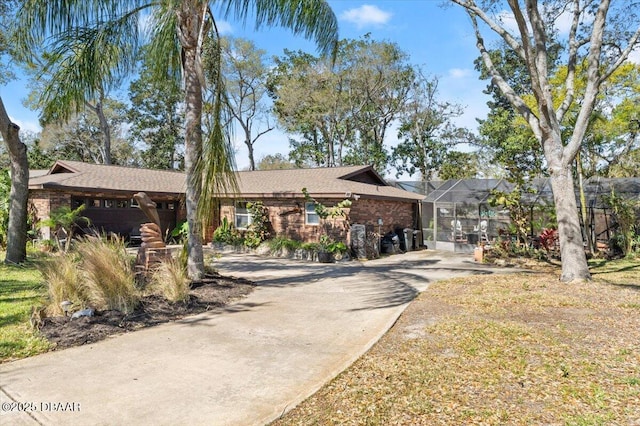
top-left (422, 179), bottom-right (512, 251)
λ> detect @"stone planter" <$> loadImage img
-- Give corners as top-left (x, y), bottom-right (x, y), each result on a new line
top-left (317, 250), bottom-right (334, 263)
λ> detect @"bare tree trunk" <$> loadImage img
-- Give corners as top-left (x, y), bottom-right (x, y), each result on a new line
top-left (95, 100), bottom-right (112, 165)
top-left (246, 139), bottom-right (256, 171)
top-left (86, 96), bottom-right (112, 165)
top-left (0, 97), bottom-right (28, 264)
top-left (576, 152), bottom-right (594, 253)
top-left (178, 2), bottom-right (205, 280)
top-left (548, 160), bottom-right (591, 282)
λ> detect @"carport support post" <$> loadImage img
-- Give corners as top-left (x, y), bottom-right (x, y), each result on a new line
top-left (433, 203), bottom-right (437, 250)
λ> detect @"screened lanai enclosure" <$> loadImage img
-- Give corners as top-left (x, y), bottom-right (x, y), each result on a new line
top-left (420, 179), bottom-right (515, 253)
top-left (396, 177), bottom-right (640, 254)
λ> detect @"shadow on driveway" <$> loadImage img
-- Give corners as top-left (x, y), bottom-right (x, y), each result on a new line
top-left (211, 251), bottom-right (528, 313)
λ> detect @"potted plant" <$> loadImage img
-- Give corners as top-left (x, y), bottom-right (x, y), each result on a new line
top-left (327, 240), bottom-right (348, 261)
top-left (317, 235), bottom-right (334, 263)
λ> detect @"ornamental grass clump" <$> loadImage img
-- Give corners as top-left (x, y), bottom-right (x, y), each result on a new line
top-left (37, 252), bottom-right (89, 316)
top-left (149, 256), bottom-right (190, 303)
top-left (76, 236), bottom-right (138, 314)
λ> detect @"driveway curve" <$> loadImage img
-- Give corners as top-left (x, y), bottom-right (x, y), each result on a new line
top-left (1, 250), bottom-right (515, 426)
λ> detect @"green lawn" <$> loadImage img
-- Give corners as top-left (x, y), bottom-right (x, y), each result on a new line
top-left (0, 255), bottom-right (52, 362)
top-left (588, 256), bottom-right (640, 284)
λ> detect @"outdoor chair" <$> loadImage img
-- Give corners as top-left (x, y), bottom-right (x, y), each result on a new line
top-left (450, 220), bottom-right (466, 242)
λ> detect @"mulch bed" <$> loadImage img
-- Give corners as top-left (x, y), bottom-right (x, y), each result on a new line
top-left (39, 275), bottom-right (255, 350)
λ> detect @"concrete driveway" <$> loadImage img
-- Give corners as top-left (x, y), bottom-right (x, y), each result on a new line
top-left (1, 250), bottom-right (510, 426)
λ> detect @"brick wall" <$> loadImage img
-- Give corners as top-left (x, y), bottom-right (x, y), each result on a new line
top-left (29, 189), bottom-right (71, 239)
top-left (217, 197), bottom-right (417, 244)
top-left (349, 198), bottom-right (417, 234)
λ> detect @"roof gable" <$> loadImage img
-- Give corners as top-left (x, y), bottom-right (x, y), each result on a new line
top-left (337, 166), bottom-right (387, 185)
top-left (49, 161), bottom-right (79, 174)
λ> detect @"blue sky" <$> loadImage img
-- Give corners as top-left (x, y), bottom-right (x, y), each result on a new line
top-left (1, 1), bottom-right (493, 172)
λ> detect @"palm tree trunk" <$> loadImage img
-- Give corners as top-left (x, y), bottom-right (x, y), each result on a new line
top-left (0, 97), bottom-right (28, 264)
top-left (179, 2), bottom-right (205, 280)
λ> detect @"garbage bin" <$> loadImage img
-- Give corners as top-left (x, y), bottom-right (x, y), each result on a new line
top-left (467, 233), bottom-right (479, 245)
top-left (394, 228), bottom-right (406, 252)
top-left (412, 230), bottom-right (421, 249)
top-left (403, 228), bottom-right (413, 251)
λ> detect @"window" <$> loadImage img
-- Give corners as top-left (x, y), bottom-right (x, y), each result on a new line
top-left (104, 200), bottom-right (114, 208)
top-left (90, 199), bottom-right (101, 208)
top-left (167, 202), bottom-right (175, 210)
top-left (71, 198), bottom-right (85, 209)
top-left (116, 200), bottom-right (128, 208)
top-left (235, 202), bottom-right (252, 229)
top-left (305, 202), bottom-right (319, 225)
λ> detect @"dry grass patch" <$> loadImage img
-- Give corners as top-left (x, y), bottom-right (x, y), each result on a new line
top-left (76, 237), bottom-right (138, 314)
top-left (37, 252), bottom-right (90, 315)
top-left (274, 268), bottom-right (640, 425)
top-left (148, 256), bottom-right (190, 303)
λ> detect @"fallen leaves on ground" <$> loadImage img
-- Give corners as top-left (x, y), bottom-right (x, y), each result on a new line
top-left (273, 266), bottom-right (640, 425)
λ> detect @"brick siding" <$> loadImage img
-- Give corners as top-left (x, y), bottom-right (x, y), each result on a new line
top-left (218, 197), bottom-right (417, 244)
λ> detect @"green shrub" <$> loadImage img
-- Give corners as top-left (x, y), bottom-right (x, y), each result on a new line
top-left (267, 236), bottom-right (302, 252)
top-left (243, 202), bottom-right (271, 248)
top-left (149, 256), bottom-right (190, 303)
top-left (37, 205), bottom-right (90, 252)
top-left (213, 217), bottom-right (242, 245)
top-left (243, 231), bottom-right (262, 249)
top-left (76, 237), bottom-right (139, 314)
top-left (301, 242), bottom-right (320, 251)
top-left (318, 235), bottom-right (348, 254)
top-left (326, 241), bottom-right (347, 255)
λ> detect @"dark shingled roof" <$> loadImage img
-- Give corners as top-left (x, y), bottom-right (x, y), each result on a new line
top-left (29, 160), bottom-right (423, 202)
top-left (29, 160), bottom-right (187, 196)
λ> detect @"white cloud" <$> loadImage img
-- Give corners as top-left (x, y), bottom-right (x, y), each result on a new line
top-left (448, 68), bottom-right (472, 79)
top-left (340, 5), bottom-right (392, 29)
top-left (138, 13), bottom-right (154, 34)
top-left (497, 10), bottom-right (522, 35)
top-left (628, 47), bottom-right (640, 64)
top-left (215, 20), bottom-right (233, 36)
top-left (553, 11), bottom-right (574, 35)
top-left (10, 117), bottom-right (41, 134)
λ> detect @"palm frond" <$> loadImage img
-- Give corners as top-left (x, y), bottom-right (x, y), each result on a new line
top-left (16, 0), bottom-right (148, 55)
top-left (224, 0), bottom-right (338, 57)
top-left (146, 6), bottom-right (183, 84)
top-left (37, 17), bottom-right (141, 123)
top-left (196, 20), bottom-right (239, 231)
top-left (19, 3), bottom-right (152, 123)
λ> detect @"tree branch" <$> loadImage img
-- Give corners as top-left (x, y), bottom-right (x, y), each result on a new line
top-left (557, 0), bottom-right (582, 121)
top-left (451, 0), bottom-right (526, 60)
top-left (565, 0), bottom-right (611, 163)
top-left (599, 26), bottom-right (640, 83)
top-left (468, 13), bottom-right (542, 140)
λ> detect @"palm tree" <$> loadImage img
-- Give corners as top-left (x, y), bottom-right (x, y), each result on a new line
top-left (37, 205), bottom-right (91, 252)
top-left (16, 0), bottom-right (338, 279)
